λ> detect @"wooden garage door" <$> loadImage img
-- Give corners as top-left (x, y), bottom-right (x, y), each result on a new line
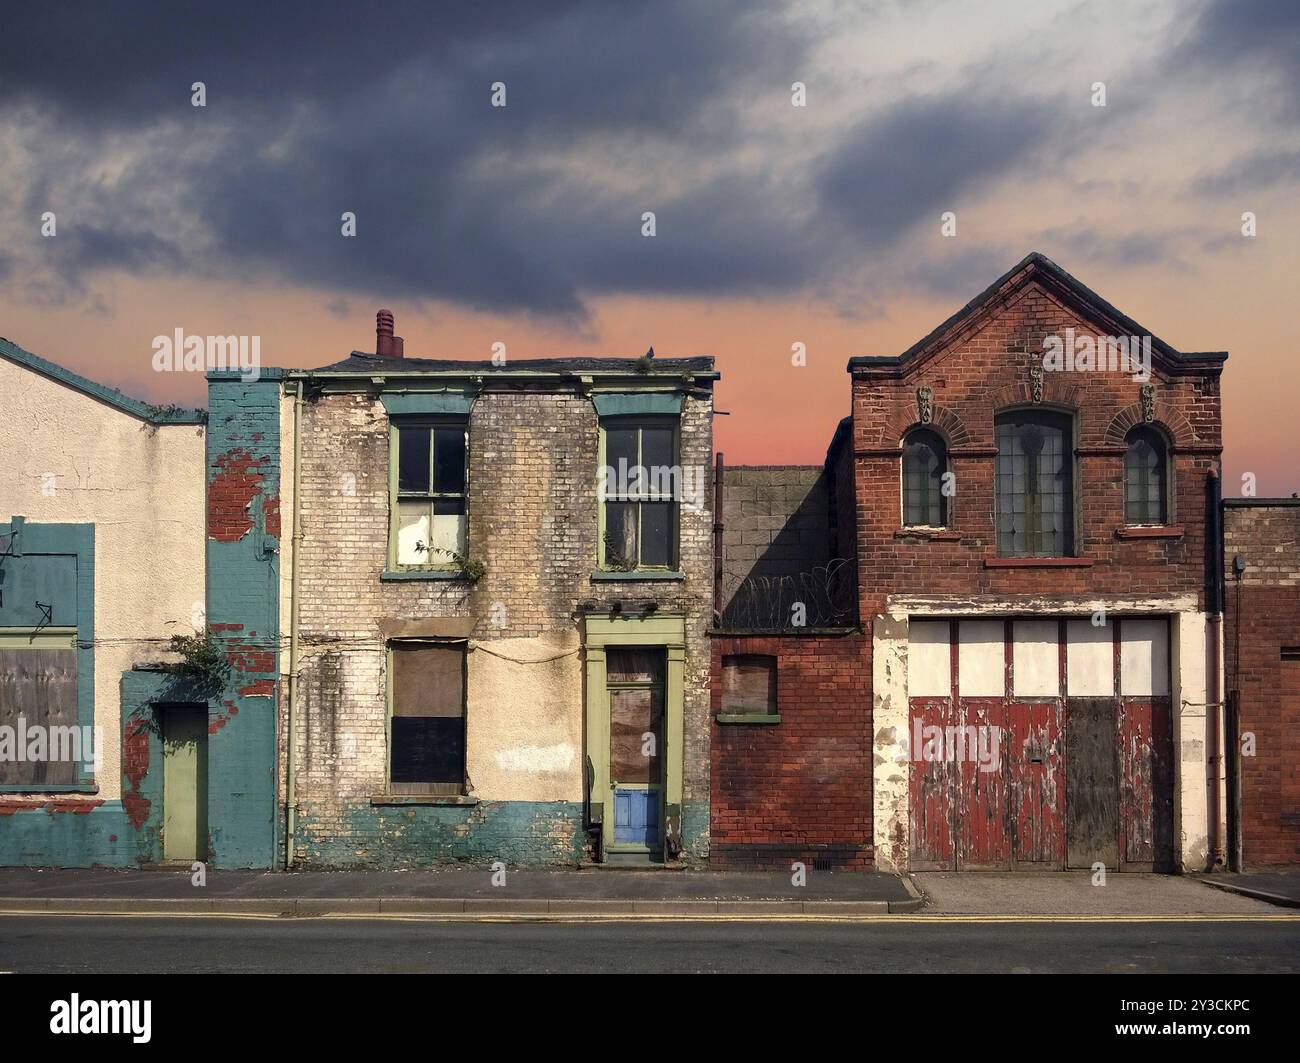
top-left (908, 617), bottom-right (1173, 871)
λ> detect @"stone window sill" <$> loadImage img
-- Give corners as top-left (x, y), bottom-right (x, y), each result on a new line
top-left (590, 570), bottom-right (684, 582)
top-left (0, 784), bottom-right (100, 794)
top-left (370, 793), bottom-right (479, 807)
top-left (380, 569), bottom-right (465, 582)
top-left (1115, 526), bottom-right (1184, 540)
top-left (715, 713), bottom-right (781, 725)
top-left (895, 528), bottom-right (961, 541)
top-left (984, 556), bottom-right (1094, 568)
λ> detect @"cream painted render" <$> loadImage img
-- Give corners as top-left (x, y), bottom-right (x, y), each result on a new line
top-left (870, 594), bottom-right (1219, 873)
top-left (0, 356), bottom-right (206, 801)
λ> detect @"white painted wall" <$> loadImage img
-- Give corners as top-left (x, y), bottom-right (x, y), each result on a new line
top-left (0, 355), bottom-right (207, 800)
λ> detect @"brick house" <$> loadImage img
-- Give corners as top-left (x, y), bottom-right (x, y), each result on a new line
top-left (712, 252), bottom-right (1229, 873)
top-left (1223, 499), bottom-right (1300, 866)
top-left (276, 313), bottom-right (717, 867)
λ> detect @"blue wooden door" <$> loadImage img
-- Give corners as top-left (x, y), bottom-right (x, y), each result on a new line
top-left (614, 787), bottom-right (660, 845)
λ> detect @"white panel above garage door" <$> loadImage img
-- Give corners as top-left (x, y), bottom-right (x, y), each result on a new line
top-left (1013, 620), bottom-right (1060, 697)
top-left (1066, 619), bottom-right (1113, 696)
top-left (1120, 618), bottom-right (1170, 696)
top-left (958, 620), bottom-right (1004, 696)
top-left (908, 620), bottom-right (951, 697)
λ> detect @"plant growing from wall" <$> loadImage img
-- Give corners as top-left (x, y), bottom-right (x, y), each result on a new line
top-left (602, 531), bottom-right (636, 572)
top-left (169, 627), bottom-right (230, 684)
top-left (430, 547), bottom-right (487, 583)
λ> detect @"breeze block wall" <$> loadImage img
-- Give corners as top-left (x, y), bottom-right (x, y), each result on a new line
top-left (1224, 501), bottom-right (1300, 866)
top-left (287, 374), bottom-right (714, 868)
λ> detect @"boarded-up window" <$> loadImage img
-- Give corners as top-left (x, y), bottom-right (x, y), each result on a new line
top-left (721, 654), bottom-right (777, 715)
top-left (389, 642), bottom-right (466, 794)
top-left (606, 648), bottom-right (665, 785)
top-left (0, 641), bottom-right (79, 787)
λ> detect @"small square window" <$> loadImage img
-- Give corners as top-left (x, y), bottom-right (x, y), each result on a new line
top-left (721, 654), bottom-right (777, 715)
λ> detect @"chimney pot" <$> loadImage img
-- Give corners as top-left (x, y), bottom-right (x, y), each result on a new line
top-left (375, 308), bottom-right (402, 358)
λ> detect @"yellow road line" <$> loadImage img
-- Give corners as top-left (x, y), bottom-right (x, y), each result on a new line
top-left (0, 909), bottom-right (1296, 925)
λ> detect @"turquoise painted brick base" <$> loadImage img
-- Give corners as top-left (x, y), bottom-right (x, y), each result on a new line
top-left (294, 800), bottom-right (585, 868)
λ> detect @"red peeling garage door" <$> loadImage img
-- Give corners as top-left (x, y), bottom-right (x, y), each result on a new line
top-left (907, 617), bottom-right (1174, 871)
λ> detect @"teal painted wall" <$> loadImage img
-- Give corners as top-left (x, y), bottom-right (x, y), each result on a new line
top-left (204, 372), bottom-right (283, 867)
top-left (295, 800), bottom-right (584, 868)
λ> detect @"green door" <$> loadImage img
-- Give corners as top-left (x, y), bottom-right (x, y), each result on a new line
top-left (162, 705), bottom-right (208, 862)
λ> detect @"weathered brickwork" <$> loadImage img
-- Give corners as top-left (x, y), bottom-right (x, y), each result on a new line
top-left (710, 632), bottom-right (871, 870)
top-left (1224, 501), bottom-right (1300, 866)
top-left (286, 371), bottom-right (714, 867)
top-left (712, 254), bottom-right (1226, 873)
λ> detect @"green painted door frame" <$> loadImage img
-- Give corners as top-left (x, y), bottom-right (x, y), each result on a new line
top-left (583, 614), bottom-right (685, 861)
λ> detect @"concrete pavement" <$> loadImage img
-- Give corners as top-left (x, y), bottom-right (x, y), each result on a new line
top-left (913, 871), bottom-right (1280, 915)
top-left (0, 866), bottom-right (923, 918)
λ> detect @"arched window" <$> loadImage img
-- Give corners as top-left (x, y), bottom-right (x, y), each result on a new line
top-left (1124, 427), bottom-right (1168, 525)
top-left (995, 410), bottom-right (1074, 556)
top-left (902, 429), bottom-right (948, 527)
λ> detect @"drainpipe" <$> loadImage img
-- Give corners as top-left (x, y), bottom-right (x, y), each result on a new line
top-left (713, 452), bottom-right (724, 625)
top-left (1206, 469), bottom-right (1226, 870)
top-left (285, 379), bottom-right (305, 869)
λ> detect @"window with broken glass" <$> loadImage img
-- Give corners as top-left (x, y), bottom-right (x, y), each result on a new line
top-left (390, 419), bottom-right (468, 568)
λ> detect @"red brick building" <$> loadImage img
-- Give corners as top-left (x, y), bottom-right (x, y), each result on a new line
top-left (1223, 500), bottom-right (1300, 867)
top-left (711, 252), bottom-right (1230, 873)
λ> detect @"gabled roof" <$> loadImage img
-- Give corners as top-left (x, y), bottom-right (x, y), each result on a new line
top-left (848, 252), bottom-right (1227, 376)
top-left (0, 337), bottom-right (206, 424)
top-left (309, 352), bottom-right (716, 378)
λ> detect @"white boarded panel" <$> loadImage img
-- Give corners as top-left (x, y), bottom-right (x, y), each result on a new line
top-left (958, 620), bottom-right (1005, 697)
top-left (908, 620), bottom-right (951, 697)
top-left (1121, 618), bottom-right (1170, 696)
top-left (1067, 619), bottom-right (1113, 696)
top-left (1013, 620), bottom-right (1059, 697)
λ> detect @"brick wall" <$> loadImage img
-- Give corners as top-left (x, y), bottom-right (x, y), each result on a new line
top-left (851, 281), bottom-right (1222, 618)
top-left (709, 632), bottom-right (872, 869)
top-left (1224, 501), bottom-right (1300, 866)
top-left (710, 452), bottom-right (868, 870)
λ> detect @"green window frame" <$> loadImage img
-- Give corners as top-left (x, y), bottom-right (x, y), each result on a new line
top-left (388, 418), bottom-right (469, 570)
top-left (598, 416), bottom-right (679, 572)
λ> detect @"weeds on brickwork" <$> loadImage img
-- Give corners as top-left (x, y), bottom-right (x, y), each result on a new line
top-left (169, 627), bottom-right (230, 683)
top-left (430, 547), bottom-right (487, 582)
top-left (601, 531), bottom-right (636, 572)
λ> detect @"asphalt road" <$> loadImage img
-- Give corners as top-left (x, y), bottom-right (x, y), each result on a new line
top-left (2, 915), bottom-right (1297, 973)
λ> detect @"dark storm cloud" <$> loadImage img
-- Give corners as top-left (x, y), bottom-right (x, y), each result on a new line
top-left (816, 94), bottom-right (1055, 244)
top-left (1192, 149), bottom-right (1300, 197)
top-left (2, 0), bottom-right (829, 314)
top-left (1178, 0), bottom-right (1300, 120)
top-left (0, 1), bottom-right (1066, 314)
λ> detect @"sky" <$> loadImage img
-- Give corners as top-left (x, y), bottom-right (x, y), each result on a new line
top-left (1, 0), bottom-right (1297, 494)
